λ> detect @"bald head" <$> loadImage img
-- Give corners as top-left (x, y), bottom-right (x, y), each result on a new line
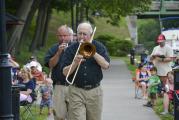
top-left (77, 22), bottom-right (93, 34)
top-left (76, 22), bottom-right (94, 42)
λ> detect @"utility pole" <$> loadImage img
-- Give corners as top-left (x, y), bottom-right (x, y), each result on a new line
top-left (174, 66), bottom-right (179, 120)
top-left (0, 0), bottom-right (14, 119)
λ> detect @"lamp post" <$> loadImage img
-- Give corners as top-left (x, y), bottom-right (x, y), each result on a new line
top-left (0, 0), bottom-right (14, 119)
top-left (174, 66), bottom-right (179, 120)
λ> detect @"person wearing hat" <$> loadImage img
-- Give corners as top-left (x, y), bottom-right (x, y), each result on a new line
top-left (30, 61), bottom-right (44, 84)
top-left (25, 56), bottom-right (42, 72)
top-left (150, 34), bottom-right (173, 88)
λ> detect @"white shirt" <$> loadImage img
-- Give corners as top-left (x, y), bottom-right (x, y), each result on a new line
top-left (151, 45), bottom-right (173, 76)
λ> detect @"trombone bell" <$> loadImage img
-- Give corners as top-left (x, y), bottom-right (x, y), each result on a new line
top-left (79, 42), bottom-right (96, 58)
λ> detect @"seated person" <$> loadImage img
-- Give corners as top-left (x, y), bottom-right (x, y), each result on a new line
top-left (160, 71), bottom-right (174, 115)
top-left (39, 76), bottom-right (53, 116)
top-left (19, 68), bottom-right (36, 103)
top-left (25, 56), bottom-right (42, 72)
top-left (136, 63), bottom-right (151, 99)
top-left (30, 61), bottom-right (44, 84)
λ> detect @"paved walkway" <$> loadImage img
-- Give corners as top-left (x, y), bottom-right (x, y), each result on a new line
top-left (101, 59), bottom-right (160, 120)
top-left (47, 59), bottom-right (160, 120)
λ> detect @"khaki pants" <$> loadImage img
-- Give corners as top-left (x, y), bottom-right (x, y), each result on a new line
top-left (68, 85), bottom-right (103, 120)
top-left (53, 85), bottom-right (69, 120)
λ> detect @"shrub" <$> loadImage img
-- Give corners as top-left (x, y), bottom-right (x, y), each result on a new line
top-left (96, 34), bottom-right (133, 56)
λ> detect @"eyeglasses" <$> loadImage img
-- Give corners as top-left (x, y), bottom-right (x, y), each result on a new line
top-left (56, 34), bottom-right (69, 37)
top-left (77, 32), bottom-right (89, 36)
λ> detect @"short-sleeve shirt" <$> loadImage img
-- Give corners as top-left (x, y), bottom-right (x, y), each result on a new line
top-left (148, 75), bottom-right (161, 93)
top-left (44, 43), bottom-right (66, 85)
top-left (19, 79), bottom-right (35, 91)
top-left (151, 45), bottom-right (173, 76)
top-left (61, 40), bottom-right (110, 86)
top-left (19, 79), bottom-right (36, 98)
top-left (40, 85), bottom-right (53, 99)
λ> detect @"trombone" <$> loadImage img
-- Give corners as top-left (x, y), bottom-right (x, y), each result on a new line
top-left (66, 27), bottom-right (96, 85)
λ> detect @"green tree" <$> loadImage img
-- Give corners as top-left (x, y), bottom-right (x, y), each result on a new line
top-left (138, 19), bottom-right (160, 52)
top-left (6, 0), bottom-right (151, 55)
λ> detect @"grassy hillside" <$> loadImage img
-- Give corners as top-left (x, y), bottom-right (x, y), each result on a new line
top-left (48, 10), bottom-right (130, 43)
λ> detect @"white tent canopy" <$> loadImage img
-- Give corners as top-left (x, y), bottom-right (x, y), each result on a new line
top-left (162, 29), bottom-right (179, 51)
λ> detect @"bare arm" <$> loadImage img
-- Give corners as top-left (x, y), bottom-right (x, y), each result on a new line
top-left (20, 89), bottom-right (32, 96)
top-left (49, 43), bottom-right (67, 69)
top-left (63, 55), bottom-right (84, 76)
top-left (9, 59), bottom-right (19, 68)
top-left (154, 56), bottom-right (173, 63)
top-left (93, 52), bottom-right (110, 69)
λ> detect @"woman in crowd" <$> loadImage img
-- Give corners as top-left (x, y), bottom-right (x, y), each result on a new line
top-left (136, 63), bottom-right (151, 99)
top-left (19, 68), bottom-right (36, 103)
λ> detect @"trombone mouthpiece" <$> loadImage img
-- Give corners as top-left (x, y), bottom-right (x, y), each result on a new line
top-left (79, 39), bottom-right (84, 43)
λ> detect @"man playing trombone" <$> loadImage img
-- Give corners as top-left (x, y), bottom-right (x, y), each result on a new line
top-left (62, 22), bottom-right (110, 120)
top-left (44, 25), bottom-right (73, 120)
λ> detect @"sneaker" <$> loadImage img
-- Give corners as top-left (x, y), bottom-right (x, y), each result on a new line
top-left (142, 96), bottom-right (148, 100)
top-left (160, 111), bottom-right (168, 115)
top-left (143, 102), bottom-right (153, 107)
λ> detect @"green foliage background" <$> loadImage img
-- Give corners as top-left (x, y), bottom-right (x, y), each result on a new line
top-left (138, 19), bottom-right (160, 53)
top-left (15, 11), bottom-right (132, 72)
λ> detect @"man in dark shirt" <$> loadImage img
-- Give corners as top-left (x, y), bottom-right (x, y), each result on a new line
top-left (44, 25), bottom-right (73, 120)
top-left (62, 22), bottom-right (110, 120)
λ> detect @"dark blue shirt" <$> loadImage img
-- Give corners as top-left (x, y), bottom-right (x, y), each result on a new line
top-left (19, 79), bottom-right (36, 99)
top-left (44, 43), bottom-right (66, 85)
top-left (61, 40), bottom-right (110, 86)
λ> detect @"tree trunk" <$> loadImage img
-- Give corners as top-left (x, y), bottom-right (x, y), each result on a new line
top-left (29, 0), bottom-right (44, 52)
top-left (17, 0), bottom-right (41, 54)
top-left (76, 0), bottom-right (79, 32)
top-left (71, 0), bottom-right (75, 30)
top-left (29, 0), bottom-right (52, 52)
top-left (86, 7), bottom-right (89, 21)
top-left (38, 0), bottom-right (52, 48)
top-left (36, 9), bottom-right (47, 49)
top-left (41, 8), bottom-right (52, 47)
top-left (8, 0), bottom-right (34, 55)
top-left (80, 5), bottom-right (85, 22)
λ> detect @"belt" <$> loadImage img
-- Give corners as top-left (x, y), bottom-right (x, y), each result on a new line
top-left (73, 83), bottom-right (100, 90)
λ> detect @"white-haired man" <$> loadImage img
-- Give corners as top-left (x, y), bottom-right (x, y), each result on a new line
top-left (62, 22), bottom-right (110, 120)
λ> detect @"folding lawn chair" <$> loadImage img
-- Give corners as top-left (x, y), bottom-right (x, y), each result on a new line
top-left (20, 92), bottom-right (37, 120)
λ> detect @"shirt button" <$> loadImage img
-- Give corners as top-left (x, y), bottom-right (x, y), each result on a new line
top-left (84, 73), bottom-right (87, 76)
top-left (84, 66), bottom-right (87, 69)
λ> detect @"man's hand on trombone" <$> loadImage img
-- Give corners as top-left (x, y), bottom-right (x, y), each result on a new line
top-left (74, 54), bottom-right (85, 65)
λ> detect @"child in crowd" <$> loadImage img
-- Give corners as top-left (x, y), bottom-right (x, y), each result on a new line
top-left (39, 76), bottom-right (53, 116)
top-left (136, 63), bottom-right (151, 99)
top-left (160, 71), bottom-right (174, 115)
top-left (143, 67), bottom-right (161, 107)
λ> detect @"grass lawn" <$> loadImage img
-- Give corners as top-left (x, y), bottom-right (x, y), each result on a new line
top-left (20, 104), bottom-right (48, 120)
top-left (153, 98), bottom-right (174, 120)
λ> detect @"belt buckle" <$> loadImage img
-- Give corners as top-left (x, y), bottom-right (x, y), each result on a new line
top-left (84, 85), bottom-right (92, 90)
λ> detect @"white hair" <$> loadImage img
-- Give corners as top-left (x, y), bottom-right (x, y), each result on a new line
top-left (77, 22), bottom-right (93, 34)
top-left (68, 27), bottom-right (73, 35)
